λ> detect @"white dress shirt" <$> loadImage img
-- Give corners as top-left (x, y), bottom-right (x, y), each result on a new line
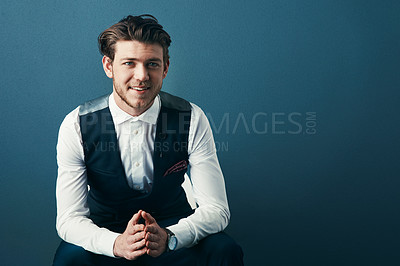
top-left (55, 93), bottom-right (230, 257)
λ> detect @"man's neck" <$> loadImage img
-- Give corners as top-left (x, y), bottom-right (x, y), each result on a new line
top-left (112, 91), bottom-right (155, 117)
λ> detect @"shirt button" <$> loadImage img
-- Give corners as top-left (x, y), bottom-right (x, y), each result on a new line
top-left (135, 185), bottom-right (140, 190)
top-left (135, 162), bottom-right (140, 167)
top-left (133, 130), bottom-right (138, 135)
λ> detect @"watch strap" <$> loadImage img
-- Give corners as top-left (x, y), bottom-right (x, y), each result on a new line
top-left (164, 228), bottom-right (176, 252)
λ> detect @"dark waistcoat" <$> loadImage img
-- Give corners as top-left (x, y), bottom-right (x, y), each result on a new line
top-left (79, 91), bottom-right (193, 233)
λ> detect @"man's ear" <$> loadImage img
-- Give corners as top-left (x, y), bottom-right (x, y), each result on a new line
top-left (102, 56), bottom-right (113, 78)
top-left (162, 59), bottom-right (170, 79)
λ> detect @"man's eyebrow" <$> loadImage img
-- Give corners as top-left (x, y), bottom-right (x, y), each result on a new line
top-left (147, 58), bottom-right (162, 62)
top-left (120, 57), bottom-right (162, 62)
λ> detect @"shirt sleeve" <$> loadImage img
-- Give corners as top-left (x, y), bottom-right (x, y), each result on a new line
top-left (167, 103), bottom-right (231, 249)
top-left (55, 107), bottom-right (120, 257)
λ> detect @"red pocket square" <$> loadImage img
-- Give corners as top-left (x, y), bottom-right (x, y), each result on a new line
top-left (163, 160), bottom-right (188, 177)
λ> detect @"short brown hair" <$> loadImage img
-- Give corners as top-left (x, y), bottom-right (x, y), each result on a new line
top-left (98, 14), bottom-right (171, 65)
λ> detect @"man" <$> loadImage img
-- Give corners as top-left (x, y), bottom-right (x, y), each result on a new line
top-left (53, 14), bottom-right (243, 265)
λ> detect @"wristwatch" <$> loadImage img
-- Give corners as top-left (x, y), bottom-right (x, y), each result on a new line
top-left (164, 228), bottom-right (177, 252)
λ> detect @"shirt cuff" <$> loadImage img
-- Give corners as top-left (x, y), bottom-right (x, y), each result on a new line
top-left (100, 231), bottom-right (121, 257)
top-left (167, 220), bottom-right (195, 250)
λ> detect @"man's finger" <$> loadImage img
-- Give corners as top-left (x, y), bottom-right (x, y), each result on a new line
top-left (142, 211), bottom-right (156, 224)
top-left (146, 248), bottom-right (161, 258)
top-left (131, 210), bottom-right (143, 225)
top-left (126, 210), bottom-right (143, 231)
top-left (145, 224), bottom-right (158, 234)
top-left (127, 230), bottom-right (146, 245)
top-left (127, 223), bottom-right (145, 235)
top-left (146, 240), bottom-right (159, 250)
top-left (145, 231), bottom-right (160, 243)
top-left (125, 246), bottom-right (148, 261)
top-left (130, 238), bottom-right (146, 252)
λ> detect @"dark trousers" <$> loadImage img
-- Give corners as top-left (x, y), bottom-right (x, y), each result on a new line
top-left (53, 232), bottom-right (244, 266)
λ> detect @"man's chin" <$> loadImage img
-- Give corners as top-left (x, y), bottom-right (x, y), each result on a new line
top-left (126, 98), bottom-right (154, 112)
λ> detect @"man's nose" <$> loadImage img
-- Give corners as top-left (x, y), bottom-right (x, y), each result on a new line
top-left (134, 64), bottom-right (149, 81)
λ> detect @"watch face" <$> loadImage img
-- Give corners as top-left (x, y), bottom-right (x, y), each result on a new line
top-left (168, 235), bottom-right (177, 251)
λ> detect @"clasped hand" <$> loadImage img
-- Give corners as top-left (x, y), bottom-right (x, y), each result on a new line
top-left (113, 210), bottom-right (168, 260)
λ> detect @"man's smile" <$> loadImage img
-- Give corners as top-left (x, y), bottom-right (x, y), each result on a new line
top-left (129, 86), bottom-right (150, 91)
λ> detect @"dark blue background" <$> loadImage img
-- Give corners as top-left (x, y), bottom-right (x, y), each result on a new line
top-left (1, 0), bottom-right (399, 265)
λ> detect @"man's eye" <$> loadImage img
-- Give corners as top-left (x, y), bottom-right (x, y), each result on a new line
top-left (148, 62), bottom-right (160, 68)
top-left (124, 62), bottom-right (133, 66)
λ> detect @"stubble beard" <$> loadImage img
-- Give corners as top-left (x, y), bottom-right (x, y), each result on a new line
top-left (113, 79), bottom-right (162, 114)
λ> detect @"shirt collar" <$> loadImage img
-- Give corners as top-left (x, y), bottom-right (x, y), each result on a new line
top-left (109, 93), bottom-right (160, 125)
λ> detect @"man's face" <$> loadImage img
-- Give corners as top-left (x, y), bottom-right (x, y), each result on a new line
top-left (102, 40), bottom-right (169, 116)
